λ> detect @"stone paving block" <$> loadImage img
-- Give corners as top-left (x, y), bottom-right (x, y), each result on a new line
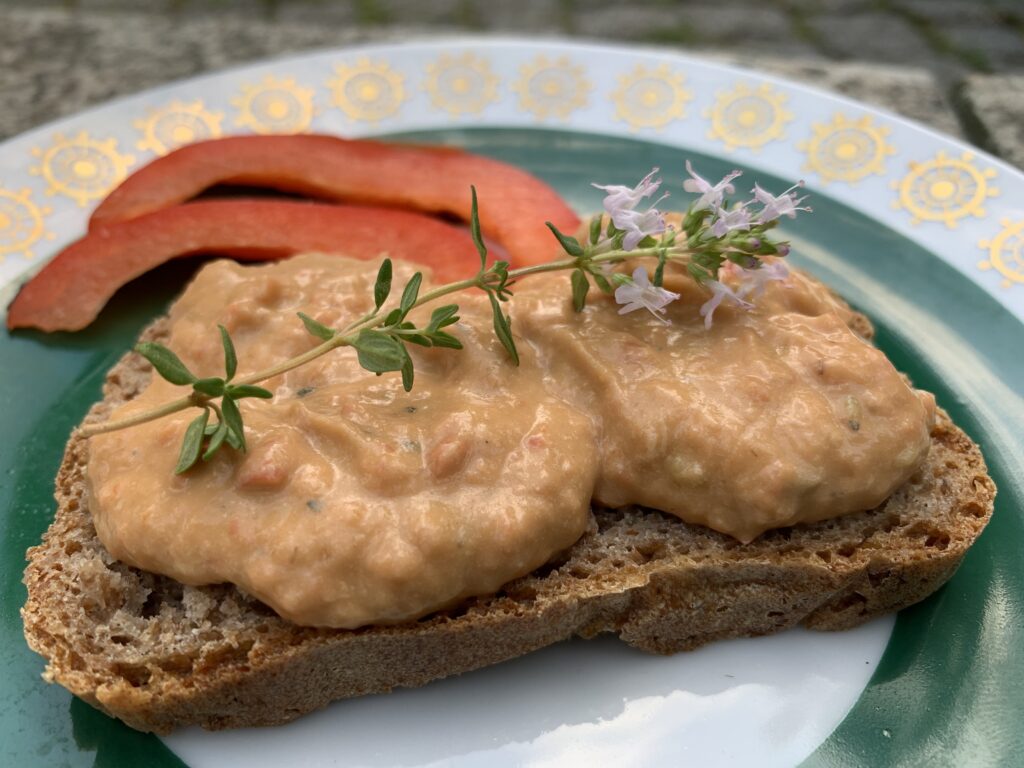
top-left (456, 0), bottom-right (567, 33)
top-left (0, 9), bottom-right (420, 140)
top-left (807, 0), bottom-right (874, 11)
top-left (809, 12), bottom-right (942, 68)
top-left (375, 0), bottom-right (469, 27)
top-left (893, 0), bottom-right (1001, 23)
top-left (271, 2), bottom-right (360, 24)
top-left (962, 73), bottom-right (1024, 169)
top-left (943, 24), bottom-right (1024, 71)
top-left (574, 3), bottom-right (818, 57)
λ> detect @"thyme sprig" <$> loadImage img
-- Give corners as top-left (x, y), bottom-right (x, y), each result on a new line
top-left (134, 325), bottom-right (272, 473)
top-left (79, 165), bottom-right (808, 473)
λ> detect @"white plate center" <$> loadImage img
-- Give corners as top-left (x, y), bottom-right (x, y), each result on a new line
top-left (164, 617), bottom-right (893, 768)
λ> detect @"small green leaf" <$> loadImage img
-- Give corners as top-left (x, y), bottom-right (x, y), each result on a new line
top-left (591, 270), bottom-right (613, 294)
top-left (225, 427), bottom-right (242, 451)
top-left (193, 377), bottom-right (226, 397)
top-left (545, 222), bottom-right (584, 257)
top-left (687, 262), bottom-right (711, 283)
top-left (354, 329), bottom-right (406, 373)
top-left (571, 269), bottom-right (589, 312)
top-left (218, 324), bottom-right (237, 380)
top-left (611, 272), bottom-right (632, 287)
top-left (399, 273), bottom-right (422, 317)
top-left (297, 312), bottom-right (335, 341)
top-left (470, 185), bottom-right (487, 269)
top-left (227, 384), bottom-right (273, 399)
top-left (400, 347), bottom-right (414, 392)
top-left (202, 420), bottom-right (229, 461)
top-left (589, 215), bottom-right (603, 245)
top-left (136, 342), bottom-right (197, 386)
top-left (430, 331), bottom-right (463, 350)
top-left (428, 304), bottom-right (460, 331)
top-left (402, 333), bottom-right (433, 347)
top-left (221, 396), bottom-right (246, 452)
top-left (488, 261), bottom-right (514, 299)
top-left (488, 292), bottom-right (519, 366)
top-left (637, 235), bottom-right (659, 249)
top-left (684, 207), bottom-right (709, 237)
top-left (653, 249), bottom-right (668, 288)
top-left (374, 258), bottom-right (393, 311)
top-left (383, 308), bottom-right (403, 327)
top-left (175, 409), bottom-right (209, 474)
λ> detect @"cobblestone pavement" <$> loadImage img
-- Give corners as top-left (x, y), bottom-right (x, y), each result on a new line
top-left (1, 0), bottom-right (1022, 166)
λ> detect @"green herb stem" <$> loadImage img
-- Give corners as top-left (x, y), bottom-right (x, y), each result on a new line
top-left (78, 246), bottom-right (696, 439)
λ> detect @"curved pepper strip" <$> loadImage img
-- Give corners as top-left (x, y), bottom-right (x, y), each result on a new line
top-left (90, 135), bottom-right (580, 267)
top-left (7, 200), bottom-right (481, 332)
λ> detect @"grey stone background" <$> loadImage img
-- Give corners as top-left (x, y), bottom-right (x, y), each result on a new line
top-left (1, 0), bottom-right (1022, 167)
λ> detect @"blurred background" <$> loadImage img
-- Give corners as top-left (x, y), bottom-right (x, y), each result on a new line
top-left (1, 0), bottom-right (1021, 165)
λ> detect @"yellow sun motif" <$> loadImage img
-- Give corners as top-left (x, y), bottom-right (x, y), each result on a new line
top-left (610, 64), bottom-right (692, 131)
top-left (978, 218), bottom-right (1024, 289)
top-left (328, 59), bottom-right (405, 122)
top-left (30, 131), bottom-right (134, 207)
top-left (798, 113), bottom-right (896, 184)
top-left (424, 53), bottom-right (499, 116)
top-left (233, 76), bottom-right (317, 134)
top-left (512, 55), bottom-right (590, 120)
top-left (891, 150), bottom-right (998, 228)
top-left (704, 82), bottom-right (794, 152)
top-left (0, 186), bottom-right (54, 261)
top-left (134, 100), bottom-right (223, 155)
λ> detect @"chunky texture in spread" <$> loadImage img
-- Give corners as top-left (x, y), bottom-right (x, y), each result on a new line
top-left (87, 253), bottom-right (935, 628)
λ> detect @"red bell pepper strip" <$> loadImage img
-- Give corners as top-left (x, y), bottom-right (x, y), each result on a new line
top-left (7, 200), bottom-right (481, 332)
top-left (89, 135), bottom-right (579, 266)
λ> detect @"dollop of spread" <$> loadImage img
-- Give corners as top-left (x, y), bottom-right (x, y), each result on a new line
top-left (87, 253), bottom-right (935, 628)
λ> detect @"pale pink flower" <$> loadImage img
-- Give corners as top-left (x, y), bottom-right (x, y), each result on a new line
top-left (710, 203), bottom-right (753, 238)
top-left (752, 182), bottom-right (812, 222)
top-left (683, 160), bottom-right (742, 210)
top-left (615, 267), bottom-right (680, 322)
top-left (699, 280), bottom-right (753, 329)
top-left (592, 168), bottom-right (669, 252)
top-left (593, 168), bottom-right (662, 217)
top-left (616, 207), bottom-right (668, 250)
top-left (737, 260), bottom-right (790, 299)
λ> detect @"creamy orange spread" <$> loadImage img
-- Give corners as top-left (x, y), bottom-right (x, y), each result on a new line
top-left (87, 253), bottom-right (935, 628)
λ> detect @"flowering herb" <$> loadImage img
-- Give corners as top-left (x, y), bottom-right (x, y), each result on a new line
top-left (79, 165), bottom-right (810, 470)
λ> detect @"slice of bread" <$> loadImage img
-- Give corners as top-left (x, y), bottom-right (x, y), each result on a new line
top-left (22, 314), bottom-right (995, 734)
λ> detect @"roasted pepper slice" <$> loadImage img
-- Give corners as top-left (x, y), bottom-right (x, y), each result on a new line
top-left (90, 135), bottom-right (579, 266)
top-left (7, 200), bottom-right (480, 332)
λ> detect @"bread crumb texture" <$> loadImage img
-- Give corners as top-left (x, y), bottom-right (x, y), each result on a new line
top-left (22, 319), bottom-right (995, 733)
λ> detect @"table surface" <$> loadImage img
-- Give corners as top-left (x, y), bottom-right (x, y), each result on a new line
top-left (1, 0), bottom-right (1022, 169)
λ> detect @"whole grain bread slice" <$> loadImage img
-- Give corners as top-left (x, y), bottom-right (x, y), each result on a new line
top-left (22, 315), bottom-right (995, 734)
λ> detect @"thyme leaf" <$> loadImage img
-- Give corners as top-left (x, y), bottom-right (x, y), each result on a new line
top-left (488, 292), bottom-right (519, 366)
top-left (571, 268), bottom-right (590, 312)
top-left (221, 396), bottom-right (246, 452)
top-left (175, 409), bottom-right (209, 474)
top-left (136, 342), bottom-right (197, 386)
top-left (298, 312), bottom-right (335, 341)
top-left (373, 258), bottom-right (393, 311)
top-left (219, 324), bottom-right (237, 380)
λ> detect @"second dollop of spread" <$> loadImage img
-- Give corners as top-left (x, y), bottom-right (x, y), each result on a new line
top-left (87, 253), bottom-right (935, 628)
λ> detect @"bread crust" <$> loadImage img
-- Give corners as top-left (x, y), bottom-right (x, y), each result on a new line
top-left (22, 317), bottom-right (996, 734)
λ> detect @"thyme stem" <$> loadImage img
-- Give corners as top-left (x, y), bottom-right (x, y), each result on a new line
top-left (78, 247), bottom-right (694, 438)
